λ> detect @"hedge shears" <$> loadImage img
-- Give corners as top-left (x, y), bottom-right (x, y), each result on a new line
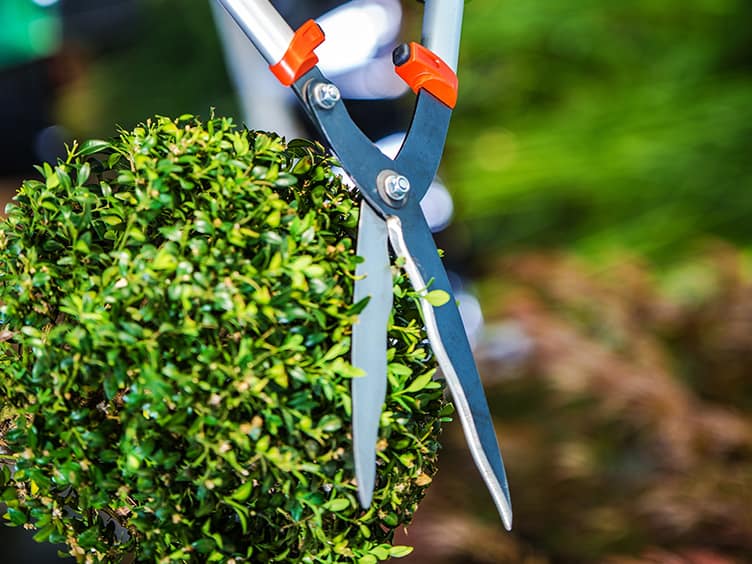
top-left (215, 0), bottom-right (512, 529)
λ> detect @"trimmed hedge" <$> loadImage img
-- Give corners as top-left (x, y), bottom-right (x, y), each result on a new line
top-left (0, 115), bottom-right (447, 563)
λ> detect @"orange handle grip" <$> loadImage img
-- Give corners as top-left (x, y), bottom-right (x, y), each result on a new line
top-left (394, 42), bottom-right (458, 109)
top-left (269, 19), bottom-right (325, 87)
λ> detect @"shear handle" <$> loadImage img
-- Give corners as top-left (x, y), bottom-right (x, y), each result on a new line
top-left (421, 0), bottom-right (465, 72)
top-left (215, 0), bottom-right (295, 65)
top-left (216, 0), bottom-right (465, 79)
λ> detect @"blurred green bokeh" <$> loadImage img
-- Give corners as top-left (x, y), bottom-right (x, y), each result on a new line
top-left (0, 0), bottom-right (61, 68)
top-left (58, 0), bottom-right (238, 138)
top-left (449, 0), bottom-right (752, 260)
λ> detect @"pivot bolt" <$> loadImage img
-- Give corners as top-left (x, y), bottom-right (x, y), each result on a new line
top-left (384, 174), bottom-right (411, 201)
top-left (377, 170), bottom-right (411, 207)
top-left (312, 82), bottom-right (341, 110)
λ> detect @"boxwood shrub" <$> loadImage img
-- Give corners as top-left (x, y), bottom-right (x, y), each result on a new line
top-left (0, 115), bottom-right (448, 563)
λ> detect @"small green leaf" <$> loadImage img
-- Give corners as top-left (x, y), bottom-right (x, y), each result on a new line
top-left (289, 500), bottom-right (303, 521)
top-left (318, 414), bottom-right (342, 432)
top-left (389, 363), bottom-right (412, 377)
top-left (46, 173), bottom-right (59, 189)
top-left (4, 507), bottom-right (27, 526)
top-left (126, 453), bottom-right (141, 471)
top-left (192, 538), bottom-right (215, 554)
top-left (402, 369), bottom-right (437, 394)
top-left (77, 139), bottom-right (111, 156)
top-left (371, 545), bottom-right (390, 560)
top-left (424, 289), bottom-right (451, 307)
top-left (324, 498), bottom-right (350, 512)
top-left (389, 546), bottom-right (414, 558)
top-left (152, 248), bottom-right (178, 270)
top-left (231, 481), bottom-right (254, 502)
top-left (266, 210), bottom-right (281, 228)
top-left (382, 512), bottom-right (399, 526)
top-left (269, 362), bottom-right (288, 388)
top-left (33, 524), bottom-right (56, 542)
top-left (77, 162), bottom-right (91, 186)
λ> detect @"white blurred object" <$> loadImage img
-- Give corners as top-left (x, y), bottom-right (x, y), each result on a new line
top-left (476, 321), bottom-right (534, 367)
top-left (316, 0), bottom-right (401, 75)
top-left (316, 0), bottom-right (407, 99)
top-left (456, 290), bottom-right (485, 348)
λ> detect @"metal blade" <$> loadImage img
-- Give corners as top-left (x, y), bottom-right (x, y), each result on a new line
top-left (352, 202), bottom-right (392, 508)
top-left (385, 212), bottom-right (513, 530)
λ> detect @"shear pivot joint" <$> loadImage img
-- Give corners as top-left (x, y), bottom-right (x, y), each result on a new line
top-left (311, 82), bottom-right (341, 110)
top-left (377, 170), bottom-right (410, 208)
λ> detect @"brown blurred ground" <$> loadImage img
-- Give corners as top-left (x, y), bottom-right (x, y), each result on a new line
top-left (395, 247), bottom-right (752, 563)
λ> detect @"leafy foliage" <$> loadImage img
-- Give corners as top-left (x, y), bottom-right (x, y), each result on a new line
top-left (0, 115), bottom-right (446, 562)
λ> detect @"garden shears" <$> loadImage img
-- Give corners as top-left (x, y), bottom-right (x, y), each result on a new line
top-left (215, 0), bottom-right (513, 529)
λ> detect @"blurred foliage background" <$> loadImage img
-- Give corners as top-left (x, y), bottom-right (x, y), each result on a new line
top-left (3, 0), bottom-right (752, 562)
top-left (450, 0), bottom-right (752, 262)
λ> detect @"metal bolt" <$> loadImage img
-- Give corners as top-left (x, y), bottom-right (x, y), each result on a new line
top-left (377, 170), bottom-right (411, 207)
top-left (312, 82), bottom-right (341, 110)
top-left (383, 173), bottom-right (411, 201)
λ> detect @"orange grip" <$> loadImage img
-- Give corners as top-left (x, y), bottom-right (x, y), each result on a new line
top-left (269, 20), bottom-right (325, 87)
top-left (394, 42), bottom-right (458, 109)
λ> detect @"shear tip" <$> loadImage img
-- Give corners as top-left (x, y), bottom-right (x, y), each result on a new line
top-left (357, 488), bottom-right (373, 509)
top-left (497, 496), bottom-right (513, 531)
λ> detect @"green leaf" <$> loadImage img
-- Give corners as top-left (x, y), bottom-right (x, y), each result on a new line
top-left (324, 498), bottom-right (350, 512)
top-left (231, 481), bottom-right (254, 502)
top-left (33, 524), bottom-right (56, 543)
top-left (269, 362), bottom-right (288, 388)
top-left (192, 538), bottom-right (215, 554)
top-left (152, 248), bottom-right (178, 270)
top-left (77, 139), bottom-right (111, 156)
top-left (318, 414), bottom-right (342, 432)
top-left (402, 369), bottom-right (437, 394)
top-left (266, 209), bottom-right (281, 228)
top-left (424, 289), bottom-right (451, 307)
top-left (381, 513), bottom-right (399, 526)
top-left (3, 507), bottom-right (27, 526)
top-left (389, 546), bottom-right (414, 558)
top-left (371, 545), bottom-right (390, 560)
top-left (77, 162), bottom-right (91, 186)
top-left (45, 172), bottom-right (59, 189)
top-left (126, 453), bottom-right (141, 471)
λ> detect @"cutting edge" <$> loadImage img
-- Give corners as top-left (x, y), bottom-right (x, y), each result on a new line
top-left (352, 202), bottom-right (393, 507)
top-left (385, 215), bottom-right (513, 530)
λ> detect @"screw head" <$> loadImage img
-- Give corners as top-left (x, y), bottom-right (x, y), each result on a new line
top-left (312, 82), bottom-right (341, 110)
top-left (377, 170), bottom-right (411, 208)
top-left (383, 173), bottom-right (411, 201)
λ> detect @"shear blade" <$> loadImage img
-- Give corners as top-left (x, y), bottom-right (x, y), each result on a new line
top-left (386, 212), bottom-right (513, 530)
top-left (351, 202), bottom-right (392, 508)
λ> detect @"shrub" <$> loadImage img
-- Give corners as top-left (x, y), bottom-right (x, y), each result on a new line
top-left (0, 115), bottom-right (447, 563)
